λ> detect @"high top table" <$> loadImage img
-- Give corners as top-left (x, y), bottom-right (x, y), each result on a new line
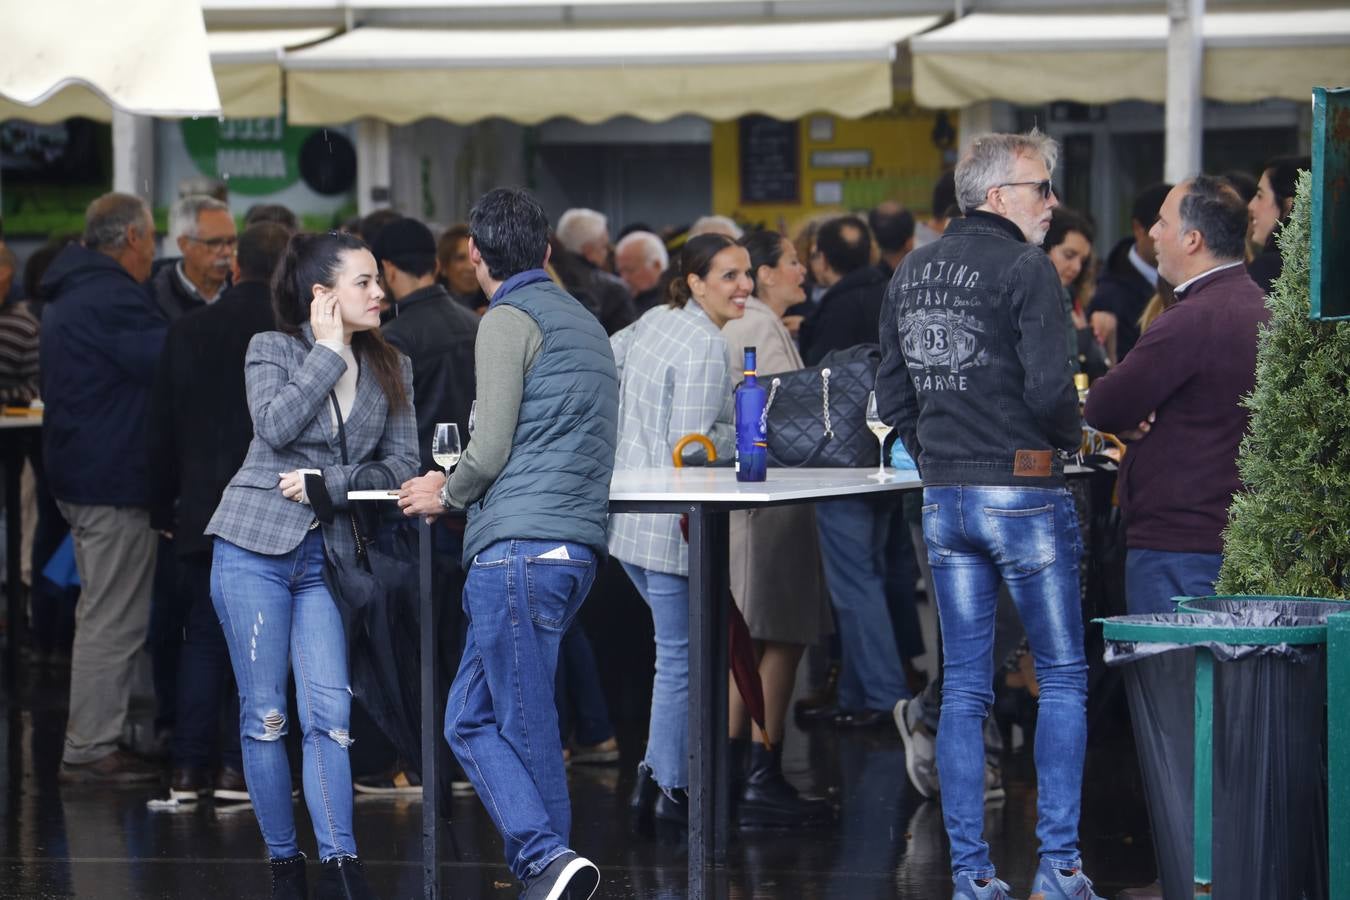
top-left (404, 464), bottom-right (1090, 898)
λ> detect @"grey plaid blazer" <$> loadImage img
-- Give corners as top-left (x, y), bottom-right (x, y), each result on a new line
top-left (205, 325), bottom-right (419, 559)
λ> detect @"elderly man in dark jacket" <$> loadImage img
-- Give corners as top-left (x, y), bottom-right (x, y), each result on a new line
top-left (150, 194), bottom-right (236, 321)
top-left (40, 192), bottom-right (166, 784)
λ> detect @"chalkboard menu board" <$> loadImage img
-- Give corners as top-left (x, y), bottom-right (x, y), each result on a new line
top-left (739, 115), bottom-right (799, 205)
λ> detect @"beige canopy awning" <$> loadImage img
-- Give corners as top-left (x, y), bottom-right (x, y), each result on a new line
top-left (283, 16), bottom-right (941, 125)
top-left (0, 26), bottom-right (334, 123)
top-left (210, 28), bottom-right (338, 117)
top-left (0, 0), bottom-right (221, 122)
top-left (911, 9), bottom-right (1350, 108)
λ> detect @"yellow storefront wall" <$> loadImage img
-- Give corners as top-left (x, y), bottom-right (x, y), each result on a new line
top-left (711, 96), bottom-right (950, 238)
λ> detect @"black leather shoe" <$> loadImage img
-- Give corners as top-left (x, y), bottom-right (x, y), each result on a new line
top-left (795, 703), bottom-right (845, 726)
top-left (169, 767), bottom-right (208, 803)
top-left (628, 762), bottom-right (660, 828)
top-left (653, 786), bottom-right (689, 826)
top-left (737, 743), bottom-right (833, 829)
top-left (269, 854), bottom-right (307, 900)
top-left (792, 662), bottom-right (840, 717)
top-left (315, 856), bottom-right (377, 900)
top-left (833, 708), bottom-right (892, 729)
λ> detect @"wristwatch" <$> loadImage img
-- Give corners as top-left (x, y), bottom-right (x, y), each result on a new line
top-left (438, 476), bottom-right (453, 510)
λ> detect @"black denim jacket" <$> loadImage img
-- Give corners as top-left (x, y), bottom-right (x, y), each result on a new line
top-left (877, 211), bottom-right (1081, 488)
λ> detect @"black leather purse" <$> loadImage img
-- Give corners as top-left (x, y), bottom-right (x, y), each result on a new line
top-left (761, 343), bottom-right (880, 468)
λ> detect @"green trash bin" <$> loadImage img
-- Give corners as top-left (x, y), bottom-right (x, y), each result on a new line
top-left (1100, 596), bottom-right (1343, 900)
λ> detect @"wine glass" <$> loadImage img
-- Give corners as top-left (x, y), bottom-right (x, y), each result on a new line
top-left (865, 391), bottom-right (891, 477)
top-left (432, 423), bottom-right (461, 474)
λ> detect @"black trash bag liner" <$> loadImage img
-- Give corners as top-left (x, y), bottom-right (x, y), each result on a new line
top-left (1104, 611), bottom-right (1328, 665)
top-left (1178, 595), bottom-right (1349, 621)
top-left (1103, 606), bottom-right (1330, 900)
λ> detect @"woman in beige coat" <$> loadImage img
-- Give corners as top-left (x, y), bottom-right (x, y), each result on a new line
top-left (721, 229), bottom-right (832, 828)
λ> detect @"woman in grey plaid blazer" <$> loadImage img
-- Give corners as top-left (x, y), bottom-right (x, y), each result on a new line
top-left (205, 232), bottom-right (417, 900)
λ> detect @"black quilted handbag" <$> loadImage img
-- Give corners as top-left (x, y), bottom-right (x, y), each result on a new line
top-left (761, 343), bottom-right (880, 467)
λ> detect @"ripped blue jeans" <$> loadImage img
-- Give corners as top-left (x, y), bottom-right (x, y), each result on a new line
top-left (212, 531), bottom-right (356, 862)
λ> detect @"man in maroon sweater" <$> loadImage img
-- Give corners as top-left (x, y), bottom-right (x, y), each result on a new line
top-left (1084, 176), bottom-right (1269, 615)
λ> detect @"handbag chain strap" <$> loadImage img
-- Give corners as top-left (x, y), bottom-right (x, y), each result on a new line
top-left (820, 367), bottom-right (833, 437)
top-left (329, 392), bottom-right (367, 563)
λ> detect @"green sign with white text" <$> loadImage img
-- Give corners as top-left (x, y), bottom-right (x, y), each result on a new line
top-left (181, 115), bottom-right (316, 197)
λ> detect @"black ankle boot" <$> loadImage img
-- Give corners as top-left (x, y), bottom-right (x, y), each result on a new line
top-left (269, 854), bottom-right (307, 900)
top-left (628, 762), bottom-right (660, 827)
top-left (728, 737), bottom-right (750, 807)
top-left (653, 786), bottom-right (689, 825)
top-left (315, 856), bottom-right (377, 900)
top-left (737, 743), bottom-right (833, 828)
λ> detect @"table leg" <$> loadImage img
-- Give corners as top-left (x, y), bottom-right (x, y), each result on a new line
top-left (3, 436), bottom-right (24, 688)
top-left (686, 505), bottom-right (729, 899)
top-left (419, 517), bottom-right (438, 900)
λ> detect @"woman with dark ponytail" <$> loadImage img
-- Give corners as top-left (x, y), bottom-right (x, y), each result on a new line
top-left (1247, 155), bottom-right (1310, 294)
top-left (608, 233), bottom-right (753, 826)
top-left (206, 231), bottom-right (418, 900)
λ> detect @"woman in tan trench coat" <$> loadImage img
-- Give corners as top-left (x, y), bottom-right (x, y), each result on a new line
top-left (721, 229), bottom-right (833, 829)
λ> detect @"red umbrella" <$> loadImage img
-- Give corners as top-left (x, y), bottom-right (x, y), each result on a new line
top-left (672, 435), bottom-right (771, 749)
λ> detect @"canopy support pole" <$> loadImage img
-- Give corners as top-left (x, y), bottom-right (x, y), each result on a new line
top-left (356, 118), bottom-right (392, 216)
top-left (112, 111), bottom-right (156, 203)
top-left (1165, 0), bottom-right (1204, 184)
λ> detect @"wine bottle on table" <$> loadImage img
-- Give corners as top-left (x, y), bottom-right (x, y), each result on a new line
top-left (735, 347), bottom-right (767, 483)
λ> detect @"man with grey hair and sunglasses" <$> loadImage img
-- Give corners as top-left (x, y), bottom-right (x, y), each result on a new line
top-left (877, 131), bottom-right (1100, 900)
top-left (151, 194), bottom-right (236, 321)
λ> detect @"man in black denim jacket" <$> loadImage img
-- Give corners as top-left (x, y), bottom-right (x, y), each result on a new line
top-left (877, 132), bottom-right (1101, 900)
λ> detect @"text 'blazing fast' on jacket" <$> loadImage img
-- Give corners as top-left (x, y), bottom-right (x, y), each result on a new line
top-left (877, 211), bottom-right (1081, 488)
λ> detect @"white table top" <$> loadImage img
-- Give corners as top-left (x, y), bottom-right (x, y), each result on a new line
top-left (0, 414), bottom-right (42, 430)
top-left (609, 467), bottom-right (923, 503)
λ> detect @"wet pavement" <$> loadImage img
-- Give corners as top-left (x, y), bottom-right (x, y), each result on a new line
top-left (1, 560), bottom-right (1158, 899)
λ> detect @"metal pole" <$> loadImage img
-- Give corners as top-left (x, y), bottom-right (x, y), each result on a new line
top-left (111, 111), bottom-right (156, 200)
top-left (419, 517), bottom-right (438, 900)
top-left (1164, 0), bottom-right (1204, 184)
top-left (1193, 650), bottom-right (1214, 897)
top-left (1329, 612), bottom-right (1350, 900)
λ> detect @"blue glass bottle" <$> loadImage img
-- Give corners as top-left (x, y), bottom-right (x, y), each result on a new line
top-left (735, 347), bottom-right (768, 482)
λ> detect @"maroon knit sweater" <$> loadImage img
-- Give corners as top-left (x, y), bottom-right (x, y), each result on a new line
top-left (1084, 265), bottom-right (1270, 553)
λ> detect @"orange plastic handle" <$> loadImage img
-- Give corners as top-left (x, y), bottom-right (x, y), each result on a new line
top-left (671, 433), bottom-right (717, 468)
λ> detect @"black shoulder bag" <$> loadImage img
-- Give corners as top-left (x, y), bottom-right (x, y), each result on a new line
top-left (761, 343), bottom-right (881, 468)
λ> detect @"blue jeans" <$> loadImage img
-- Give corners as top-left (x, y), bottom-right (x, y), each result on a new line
top-left (446, 539), bottom-right (598, 882)
top-left (211, 531), bottom-right (355, 863)
top-left (1125, 548), bottom-right (1223, 615)
top-left (556, 623), bottom-right (615, 746)
top-left (620, 562), bottom-right (689, 791)
top-left (921, 485), bottom-right (1087, 882)
top-left (815, 497), bottom-right (910, 711)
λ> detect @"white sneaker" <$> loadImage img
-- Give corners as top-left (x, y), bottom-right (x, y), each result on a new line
top-left (894, 698), bottom-right (940, 799)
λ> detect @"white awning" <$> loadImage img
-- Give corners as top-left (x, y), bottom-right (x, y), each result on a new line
top-left (282, 16), bottom-right (940, 125)
top-left (0, 0), bottom-right (221, 122)
top-left (0, 27), bottom-right (335, 123)
top-left (210, 28), bottom-right (338, 117)
top-left (911, 10), bottom-right (1350, 108)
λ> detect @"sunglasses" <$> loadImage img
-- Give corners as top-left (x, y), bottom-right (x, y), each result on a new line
top-left (1000, 180), bottom-right (1054, 201)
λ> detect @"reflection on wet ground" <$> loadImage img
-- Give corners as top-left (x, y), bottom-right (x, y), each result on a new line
top-left (1, 659), bottom-right (1155, 900)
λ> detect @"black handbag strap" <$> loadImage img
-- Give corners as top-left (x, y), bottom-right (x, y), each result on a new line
top-left (328, 392), bottom-right (368, 564)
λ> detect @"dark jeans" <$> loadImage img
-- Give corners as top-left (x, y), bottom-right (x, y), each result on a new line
top-left (170, 550), bottom-right (241, 773)
top-left (149, 535), bottom-right (184, 732)
top-left (1124, 548), bottom-right (1222, 615)
top-left (883, 499), bottom-right (925, 663)
top-left (28, 447), bottom-right (76, 655)
top-left (556, 622), bottom-right (615, 747)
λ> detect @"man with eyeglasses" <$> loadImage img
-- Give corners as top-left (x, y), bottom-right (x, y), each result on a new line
top-left (150, 194), bottom-right (236, 321)
top-left (877, 130), bottom-right (1101, 900)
